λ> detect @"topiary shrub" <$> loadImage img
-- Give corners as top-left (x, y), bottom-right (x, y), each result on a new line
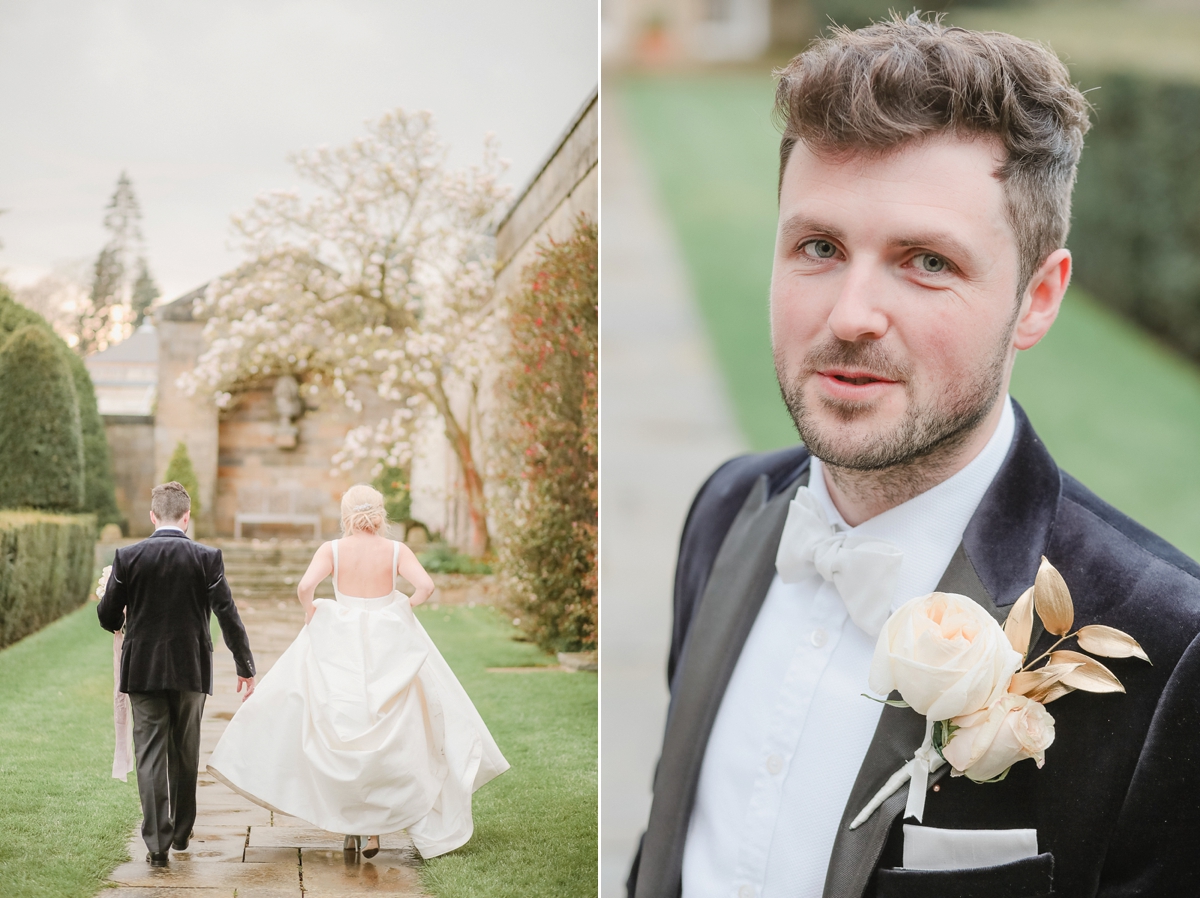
top-left (492, 216), bottom-right (597, 653)
top-left (372, 464), bottom-right (413, 529)
top-left (70, 357), bottom-right (122, 529)
top-left (0, 286), bottom-right (120, 527)
top-left (0, 510), bottom-right (96, 648)
top-left (163, 441), bottom-right (201, 518)
top-left (0, 325), bottom-right (85, 511)
top-left (417, 543), bottom-right (493, 575)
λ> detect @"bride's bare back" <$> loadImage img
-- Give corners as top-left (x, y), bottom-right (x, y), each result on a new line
top-left (296, 533), bottom-right (435, 621)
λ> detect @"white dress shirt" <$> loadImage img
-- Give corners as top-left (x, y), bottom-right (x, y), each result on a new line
top-left (681, 397), bottom-right (1017, 898)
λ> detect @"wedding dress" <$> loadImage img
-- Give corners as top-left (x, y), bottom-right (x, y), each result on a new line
top-left (207, 540), bottom-right (509, 857)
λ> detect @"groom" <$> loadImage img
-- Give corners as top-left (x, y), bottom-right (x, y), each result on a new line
top-left (629, 14), bottom-right (1200, 898)
top-left (98, 481), bottom-right (256, 867)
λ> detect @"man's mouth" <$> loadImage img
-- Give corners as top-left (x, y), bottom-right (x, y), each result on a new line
top-left (820, 368), bottom-right (897, 386)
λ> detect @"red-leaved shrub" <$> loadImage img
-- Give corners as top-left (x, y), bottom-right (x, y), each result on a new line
top-left (493, 217), bottom-right (597, 652)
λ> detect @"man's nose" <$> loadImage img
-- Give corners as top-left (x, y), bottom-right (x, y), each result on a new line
top-left (826, 260), bottom-right (889, 343)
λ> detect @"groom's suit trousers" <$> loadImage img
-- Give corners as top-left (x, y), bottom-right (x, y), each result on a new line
top-left (129, 690), bottom-right (206, 853)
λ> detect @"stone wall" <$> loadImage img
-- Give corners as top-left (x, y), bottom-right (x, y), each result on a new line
top-left (215, 382), bottom-right (385, 540)
top-left (494, 89), bottom-right (598, 299)
top-left (104, 415), bottom-right (156, 536)
top-left (155, 293), bottom-right (220, 537)
top-left (154, 288), bottom-right (377, 539)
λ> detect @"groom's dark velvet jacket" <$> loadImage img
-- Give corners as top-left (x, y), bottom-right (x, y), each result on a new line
top-left (97, 530), bottom-right (255, 695)
top-left (629, 404), bottom-right (1200, 898)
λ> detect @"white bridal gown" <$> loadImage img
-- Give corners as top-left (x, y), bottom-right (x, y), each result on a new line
top-left (208, 540), bottom-right (509, 858)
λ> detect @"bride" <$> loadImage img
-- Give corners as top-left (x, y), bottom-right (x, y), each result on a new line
top-left (208, 484), bottom-right (509, 858)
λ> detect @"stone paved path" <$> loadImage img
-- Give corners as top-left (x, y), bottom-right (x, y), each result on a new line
top-left (100, 577), bottom-right (457, 897)
top-left (600, 90), bottom-right (747, 898)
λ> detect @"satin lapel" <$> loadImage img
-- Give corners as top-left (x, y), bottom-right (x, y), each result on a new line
top-left (635, 471), bottom-right (804, 898)
top-left (821, 543), bottom-right (998, 898)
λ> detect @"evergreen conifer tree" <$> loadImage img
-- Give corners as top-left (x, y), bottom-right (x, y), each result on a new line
top-left (163, 442), bottom-right (201, 519)
top-left (79, 172), bottom-right (156, 354)
top-left (132, 258), bottom-right (160, 326)
top-left (0, 325), bottom-right (85, 511)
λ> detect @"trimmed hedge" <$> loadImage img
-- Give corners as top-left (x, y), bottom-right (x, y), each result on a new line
top-left (0, 325), bottom-right (86, 511)
top-left (0, 287), bottom-right (121, 526)
top-left (0, 511), bottom-right (96, 649)
top-left (1070, 70), bottom-right (1200, 364)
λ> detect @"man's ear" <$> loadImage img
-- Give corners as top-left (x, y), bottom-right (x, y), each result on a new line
top-left (1014, 248), bottom-right (1071, 351)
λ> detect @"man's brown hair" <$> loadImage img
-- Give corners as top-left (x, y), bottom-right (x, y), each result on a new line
top-left (151, 481), bottom-right (191, 523)
top-left (774, 12), bottom-right (1092, 289)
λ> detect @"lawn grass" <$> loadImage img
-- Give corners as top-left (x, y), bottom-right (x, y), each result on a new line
top-left (619, 73), bottom-right (1200, 560)
top-left (0, 603), bottom-right (141, 898)
top-left (620, 73), bottom-right (794, 451)
top-left (0, 601), bottom-right (596, 898)
top-left (414, 603), bottom-right (597, 898)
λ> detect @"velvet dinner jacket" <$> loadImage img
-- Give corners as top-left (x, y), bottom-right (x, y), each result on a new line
top-left (97, 530), bottom-right (255, 695)
top-left (630, 404), bottom-right (1200, 898)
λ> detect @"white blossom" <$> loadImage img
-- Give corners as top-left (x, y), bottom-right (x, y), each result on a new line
top-left (179, 109), bottom-right (509, 554)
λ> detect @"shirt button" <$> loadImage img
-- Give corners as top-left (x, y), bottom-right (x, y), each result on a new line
top-left (739, 886), bottom-right (754, 898)
top-left (810, 628), bottom-right (827, 648)
top-left (766, 754), bottom-right (783, 775)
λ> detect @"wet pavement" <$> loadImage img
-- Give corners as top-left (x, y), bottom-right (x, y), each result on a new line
top-left (96, 574), bottom-right (494, 897)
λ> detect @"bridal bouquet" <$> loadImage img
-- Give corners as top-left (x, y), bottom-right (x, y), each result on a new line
top-left (95, 565), bottom-right (112, 601)
top-left (851, 557), bottom-right (1149, 828)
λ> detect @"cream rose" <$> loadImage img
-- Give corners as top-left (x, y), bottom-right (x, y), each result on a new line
top-left (95, 564), bottom-right (113, 601)
top-left (940, 693), bottom-right (1056, 782)
top-left (868, 592), bottom-right (1022, 721)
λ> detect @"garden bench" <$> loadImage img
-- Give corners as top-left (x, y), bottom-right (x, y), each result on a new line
top-left (234, 485), bottom-right (322, 540)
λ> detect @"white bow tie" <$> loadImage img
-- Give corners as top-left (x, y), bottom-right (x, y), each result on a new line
top-left (775, 486), bottom-right (903, 637)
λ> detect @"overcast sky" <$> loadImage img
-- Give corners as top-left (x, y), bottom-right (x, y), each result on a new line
top-left (0, 0), bottom-right (597, 299)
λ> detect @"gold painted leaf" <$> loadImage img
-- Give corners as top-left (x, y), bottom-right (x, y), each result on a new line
top-left (1034, 557), bottom-right (1074, 636)
top-left (1076, 625), bottom-right (1151, 664)
top-left (1030, 681), bottom-right (1075, 704)
top-left (1009, 662), bottom-right (1081, 696)
top-left (1004, 586), bottom-right (1035, 659)
top-left (1050, 650), bottom-right (1125, 694)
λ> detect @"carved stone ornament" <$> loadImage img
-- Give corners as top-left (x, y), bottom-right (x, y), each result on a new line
top-left (273, 375), bottom-right (303, 449)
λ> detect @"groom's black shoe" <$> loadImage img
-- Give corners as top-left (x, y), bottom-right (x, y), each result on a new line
top-left (146, 851), bottom-right (169, 867)
top-left (172, 831), bottom-right (193, 851)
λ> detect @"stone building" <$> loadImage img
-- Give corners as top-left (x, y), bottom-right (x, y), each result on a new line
top-left (601, 0), bottom-right (813, 63)
top-left (603, 0), bottom-right (772, 62)
top-left (84, 324), bottom-right (158, 535)
top-left (89, 89), bottom-right (598, 545)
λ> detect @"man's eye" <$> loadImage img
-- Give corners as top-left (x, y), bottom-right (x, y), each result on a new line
top-left (914, 253), bottom-right (948, 273)
top-left (802, 240), bottom-right (838, 259)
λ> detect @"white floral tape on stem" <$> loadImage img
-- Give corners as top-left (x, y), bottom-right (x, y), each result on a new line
top-left (849, 719), bottom-right (945, 830)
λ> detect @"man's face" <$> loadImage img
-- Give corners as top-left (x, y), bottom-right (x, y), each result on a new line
top-left (770, 135), bottom-right (1025, 471)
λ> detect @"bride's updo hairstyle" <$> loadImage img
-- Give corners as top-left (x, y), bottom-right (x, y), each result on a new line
top-left (340, 484), bottom-right (387, 536)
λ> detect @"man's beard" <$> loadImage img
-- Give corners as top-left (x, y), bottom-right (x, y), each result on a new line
top-left (776, 334), bottom-right (1009, 473)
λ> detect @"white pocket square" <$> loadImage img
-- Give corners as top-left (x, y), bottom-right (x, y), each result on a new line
top-left (902, 824), bottom-right (1038, 871)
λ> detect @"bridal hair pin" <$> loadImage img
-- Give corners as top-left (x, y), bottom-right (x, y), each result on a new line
top-left (352, 503), bottom-right (375, 512)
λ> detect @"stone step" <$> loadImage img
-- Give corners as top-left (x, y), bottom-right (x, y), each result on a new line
top-left (222, 568), bottom-right (313, 581)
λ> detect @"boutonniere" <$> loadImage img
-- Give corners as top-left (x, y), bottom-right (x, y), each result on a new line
top-left (851, 557), bottom-right (1150, 829)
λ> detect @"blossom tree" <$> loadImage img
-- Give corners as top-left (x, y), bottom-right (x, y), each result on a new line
top-left (182, 109), bottom-right (509, 556)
